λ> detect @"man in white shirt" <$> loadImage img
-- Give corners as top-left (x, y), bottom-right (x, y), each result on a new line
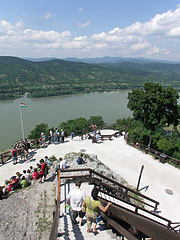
top-left (59, 158), bottom-right (67, 169)
top-left (66, 180), bottom-right (86, 225)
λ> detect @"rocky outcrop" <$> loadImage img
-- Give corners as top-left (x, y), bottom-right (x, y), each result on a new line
top-left (0, 168), bottom-right (56, 240)
top-left (0, 152), bottom-right (127, 240)
top-left (63, 152), bottom-right (127, 185)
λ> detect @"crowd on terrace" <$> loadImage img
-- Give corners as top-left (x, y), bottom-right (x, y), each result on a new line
top-left (0, 156), bottom-right (52, 200)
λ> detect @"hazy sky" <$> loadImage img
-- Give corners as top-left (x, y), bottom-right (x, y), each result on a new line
top-left (0, 0), bottom-right (180, 60)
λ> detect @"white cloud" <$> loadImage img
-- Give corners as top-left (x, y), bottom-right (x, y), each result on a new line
top-left (1, 5), bottom-right (180, 59)
top-left (78, 21), bottom-right (91, 28)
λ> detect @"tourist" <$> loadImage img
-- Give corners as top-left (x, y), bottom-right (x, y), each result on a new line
top-left (36, 139), bottom-right (40, 148)
top-left (61, 129), bottom-right (65, 143)
top-left (90, 124), bottom-right (97, 135)
top-left (96, 133), bottom-right (100, 143)
top-left (22, 170), bottom-right (31, 182)
top-left (44, 156), bottom-right (52, 166)
top-left (11, 147), bottom-right (18, 165)
top-left (20, 176), bottom-right (28, 188)
top-left (76, 154), bottom-right (86, 165)
top-left (49, 130), bottom-right (53, 143)
top-left (39, 159), bottom-right (48, 183)
top-left (59, 157), bottom-right (67, 170)
top-left (3, 180), bottom-right (13, 194)
top-left (39, 137), bottom-right (43, 146)
top-left (36, 163), bottom-right (41, 172)
top-left (82, 187), bottom-right (112, 234)
top-left (71, 131), bottom-right (75, 140)
top-left (53, 131), bottom-right (57, 144)
top-left (16, 172), bottom-right (22, 182)
top-left (57, 130), bottom-right (60, 143)
top-left (32, 168), bottom-right (39, 180)
top-left (23, 139), bottom-right (29, 162)
top-left (66, 180), bottom-right (86, 225)
top-left (10, 176), bottom-right (20, 190)
top-left (29, 166), bottom-right (34, 173)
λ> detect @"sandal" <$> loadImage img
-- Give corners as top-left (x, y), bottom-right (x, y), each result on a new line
top-left (93, 230), bottom-right (99, 235)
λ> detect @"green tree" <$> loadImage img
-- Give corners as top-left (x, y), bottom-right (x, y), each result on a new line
top-left (127, 82), bottom-right (180, 148)
top-left (28, 123), bottom-right (48, 139)
top-left (59, 117), bottom-right (89, 136)
top-left (113, 117), bottom-right (133, 131)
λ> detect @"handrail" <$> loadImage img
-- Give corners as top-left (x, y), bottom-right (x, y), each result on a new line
top-left (60, 168), bottom-right (177, 226)
top-left (0, 150), bottom-right (11, 165)
top-left (49, 170), bottom-right (61, 240)
top-left (126, 138), bottom-right (180, 168)
top-left (59, 168), bottom-right (180, 239)
top-left (100, 199), bottom-right (180, 240)
top-left (61, 168), bottom-right (159, 209)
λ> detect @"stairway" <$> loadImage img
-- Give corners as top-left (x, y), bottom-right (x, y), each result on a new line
top-left (57, 182), bottom-right (121, 240)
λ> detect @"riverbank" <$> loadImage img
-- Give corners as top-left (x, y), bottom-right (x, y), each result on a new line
top-left (0, 130), bottom-right (180, 223)
top-left (0, 90), bottom-right (131, 152)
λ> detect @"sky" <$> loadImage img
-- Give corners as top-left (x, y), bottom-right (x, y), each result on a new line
top-left (0, 0), bottom-right (180, 60)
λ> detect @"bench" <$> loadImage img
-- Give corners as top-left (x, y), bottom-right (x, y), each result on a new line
top-left (99, 134), bottom-right (113, 141)
top-left (113, 131), bottom-right (123, 138)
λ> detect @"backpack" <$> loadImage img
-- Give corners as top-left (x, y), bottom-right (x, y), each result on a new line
top-left (43, 164), bottom-right (49, 175)
top-left (12, 150), bottom-right (17, 157)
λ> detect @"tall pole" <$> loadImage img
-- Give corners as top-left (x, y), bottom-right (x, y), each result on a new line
top-left (19, 103), bottom-right (25, 140)
top-left (136, 165), bottom-right (144, 191)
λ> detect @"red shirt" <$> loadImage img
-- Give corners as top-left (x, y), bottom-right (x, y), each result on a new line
top-left (12, 149), bottom-right (17, 157)
top-left (32, 172), bottom-right (39, 179)
top-left (40, 163), bottom-right (47, 175)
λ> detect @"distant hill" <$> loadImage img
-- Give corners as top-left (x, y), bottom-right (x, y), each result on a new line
top-left (24, 56), bottom-right (180, 64)
top-left (0, 56), bottom-right (180, 100)
top-left (62, 56), bottom-right (180, 64)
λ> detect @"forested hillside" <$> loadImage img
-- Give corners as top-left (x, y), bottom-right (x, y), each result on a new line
top-left (0, 56), bottom-right (180, 100)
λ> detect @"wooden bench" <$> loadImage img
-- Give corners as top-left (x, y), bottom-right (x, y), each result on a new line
top-left (113, 131), bottom-right (123, 138)
top-left (99, 134), bottom-right (113, 141)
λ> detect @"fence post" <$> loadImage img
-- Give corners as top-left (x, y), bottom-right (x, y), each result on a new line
top-left (57, 170), bottom-right (60, 201)
top-left (136, 165), bottom-right (144, 191)
top-left (1, 155), bottom-right (3, 164)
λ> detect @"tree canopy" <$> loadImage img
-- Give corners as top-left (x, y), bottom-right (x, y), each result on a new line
top-left (127, 82), bottom-right (180, 147)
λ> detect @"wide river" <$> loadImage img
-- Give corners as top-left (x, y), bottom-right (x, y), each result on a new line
top-left (0, 90), bottom-right (132, 152)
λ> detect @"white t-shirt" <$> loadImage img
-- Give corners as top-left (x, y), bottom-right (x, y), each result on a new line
top-left (23, 173), bottom-right (30, 182)
top-left (68, 187), bottom-right (86, 211)
top-left (60, 160), bottom-right (67, 169)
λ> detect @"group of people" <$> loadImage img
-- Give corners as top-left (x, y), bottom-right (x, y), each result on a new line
top-left (66, 180), bottom-right (112, 234)
top-left (12, 139), bottom-right (31, 164)
top-left (0, 156), bottom-right (51, 200)
top-left (49, 128), bottom-right (65, 144)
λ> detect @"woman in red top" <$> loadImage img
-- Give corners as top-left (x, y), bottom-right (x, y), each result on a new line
top-left (39, 159), bottom-right (48, 183)
top-left (32, 168), bottom-right (39, 180)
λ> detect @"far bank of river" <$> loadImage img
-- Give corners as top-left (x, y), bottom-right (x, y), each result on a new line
top-left (0, 91), bottom-right (132, 152)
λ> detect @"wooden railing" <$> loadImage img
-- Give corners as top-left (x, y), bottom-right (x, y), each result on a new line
top-left (0, 150), bottom-right (11, 165)
top-left (125, 136), bottom-right (180, 168)
top-left (55, 168), bottom-right (180, 240)
top-left (60, 168), bottom-right (160, 216)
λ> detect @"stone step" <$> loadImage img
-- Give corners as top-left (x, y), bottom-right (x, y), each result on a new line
top-left (58, 212), bottom-right (118, 239)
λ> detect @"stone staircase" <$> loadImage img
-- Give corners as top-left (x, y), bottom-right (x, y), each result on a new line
top-left (57, 182), bottom-right (124, 240)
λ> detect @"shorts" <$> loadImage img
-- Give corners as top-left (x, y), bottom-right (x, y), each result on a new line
top-left (71, 209), bottom-right (85, 220)
top-left (12, 156), bottom-right (17, 162)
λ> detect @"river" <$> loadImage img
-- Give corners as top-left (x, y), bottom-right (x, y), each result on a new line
top-left (0, 91), bottom-right (132, 152)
